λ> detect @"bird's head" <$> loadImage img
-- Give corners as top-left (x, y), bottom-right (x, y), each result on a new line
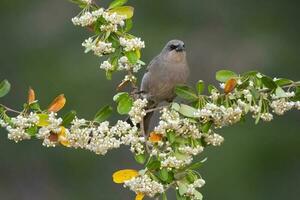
top-left (161, 40), bottom-right (186, 63)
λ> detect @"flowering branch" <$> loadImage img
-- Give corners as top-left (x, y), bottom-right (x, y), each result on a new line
top-left (1, 1), bottom-right (300, 200)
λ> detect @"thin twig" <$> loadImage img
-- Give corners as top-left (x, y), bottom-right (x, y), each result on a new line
top-left (140, 117), bottom-right (150, 154)
top-left (146, 105), bottom-right (168, 114)
top-left (0, 104), bottom-right (21, 114)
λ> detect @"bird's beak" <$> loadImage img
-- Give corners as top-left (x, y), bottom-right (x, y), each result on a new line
top-left (175, 44), bottom-right (185, 52)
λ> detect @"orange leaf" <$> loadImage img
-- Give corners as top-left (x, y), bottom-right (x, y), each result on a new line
top-left (48, 94), bottom-right (66, 113)
top-left (28, 87), bottom-right (36, 104)
top-left (149, 132), bottom-right (163, 143)
top-left (224, 78), bottom-right (237, 94)
top-left (112, 169), bottom-right (139, 184)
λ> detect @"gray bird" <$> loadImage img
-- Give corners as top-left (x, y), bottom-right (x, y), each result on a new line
top-left (141, 39), bottom-right (190, 133)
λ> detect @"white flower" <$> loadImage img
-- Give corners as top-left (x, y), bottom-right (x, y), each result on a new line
top-left (119, 37), bottom-right (145, 52)
top-left (102, 11), bottom-right (126, 26)
top-left (260, 113), bottom-right (273, 122)
top-left (82, 0), bottom-right (92, 5)
top-left (186, 179), bottom-right (206, 200)
top-left (91, 8), bottom-right (104, 17)
top-left (7, 126), bottom-right (31, 143)
top-left (93, 41), bottom-right (115, 57)
top-left (72, 12), bottom-right (96, 27)
top-left (124, 175), bottom-right (164, 197)
top-left (205, 133), bottom-right (224, 146)
top-left (219, 83), bottom-right (225, 89)
top-left (100, 61), bottom-right (114, 71)
top-left (129, 99), bottom-right (148, 125)
top-left (160, 155), bottom-right (193, 169)
top-left (118, 56), bottom-right (142, 72)
top-left (270, 99), bottom-right (294, 115)
top-left (178, 145), bottom-right (204, 156)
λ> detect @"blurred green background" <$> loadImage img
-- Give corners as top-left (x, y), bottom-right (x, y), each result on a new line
top-left (1, 0), bottom-right (300, 199)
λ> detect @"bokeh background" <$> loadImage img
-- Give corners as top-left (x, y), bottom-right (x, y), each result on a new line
top-left (1, 0), bottom-right (300, 199)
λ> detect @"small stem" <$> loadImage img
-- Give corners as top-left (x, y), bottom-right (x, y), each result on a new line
top-left (0, 104), bottom-right (21, 114)
top-left (146, 105), bottom-right (168, 114)
top-left (140, 117), bottom-right (150, 154)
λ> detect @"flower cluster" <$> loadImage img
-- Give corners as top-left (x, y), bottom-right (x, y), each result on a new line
top-left (119, 37), bottom-right (145, 52)
top-left (124, 174), bottom-right (164, 197)
top-left (4, 113), bottom-right (39, 143)
top-left (82, 38), bottom-right (115, 57)
top-left (185, 178), bottom-right (206, 200)
top-left (128, 98), bottom-right (148, 125)
top-left (118, 56), bottom-right (142, 73)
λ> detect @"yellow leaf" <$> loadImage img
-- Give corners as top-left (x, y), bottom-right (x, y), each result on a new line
top-left (48, 94), bottom-right (66, 113)
top-left (37, 113), bottom-right (49, 127)
top-left (149, 132), bottom-right (163, 143)
top-left (58, 126), bottom-right (71, 147)
top-left (136, 49), bottom-right (141, 59)
top-left (28, 87), bottom-right (36, 104)
top-left (135, 193), bottom-right (144, 200)
top-left (112, 169), bottom-right (138, 184)
top-left (109, 6), bottom-right (134, 19)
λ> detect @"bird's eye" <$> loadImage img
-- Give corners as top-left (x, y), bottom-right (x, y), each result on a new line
top-left (169, 44), bottom-right (177, 50)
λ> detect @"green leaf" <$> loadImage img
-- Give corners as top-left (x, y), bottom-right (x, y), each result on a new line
top-left (162, 193), bottom-right (168, 200)
top-left (242, 70), bottom-right (258, 77)
top-left (201, 121), bottom-right (213, 133)
top-left (124, 19), bottom-right (133, 32)
top-left (94, 105), bottom-right (113, 122)
top-left (62, 110), bottom-right (77, 126)
top-left (178, 182), bottom-right (188, 196)
top-left (113, 92), bottom-right (127, 102)
top-left (186, 171), bottom-right (198, 183)
top-left (108, 0), bottom-right (128, 9)
top-left (109, 6), bottom-right (134, 19)
top-left (176, 190), bottom-right (187, 200)
top-left (26, 126), bottom-right (38, 137)
top-left (29, 102), bottom-right (41, 111)
top-left (216, 70), bottom-right (237, 82)
top-left (184, 158), bottom-right (207, 171)
top-left (275, 87), bottom-right (288, 98)
top-left (106, 70), bottom-right (113, 80)
top-left (167, 130), bottom-right (176, 144)
top-left (175, 85), bottom-right (198, 101)
top-left (0, 80), bottom-right (11, 98)
top-left (134, 154), bottom-right (147, 164)
top-left (196, 80), bottom-right (205, 95)
top-left (261, 76), bottom-right (277, 89)
top-left (194, 191), bottom-right (203, 200)
top-left (275, 78), bottom-right (293, 86)
top-left (208, 84), bottom-right (218, 94)
top-left (159, 168), bottom-right (169, 181)
top-left (146, 159), bottom-right (161, 170)
top-left (179, 104), bottom-right (198, 118)
top-left (171, 103), bottom-right (180, 111)
top-left (117, 95), bottom-right (133, 115)
top-left (125, 51), bottom-right (138, 64)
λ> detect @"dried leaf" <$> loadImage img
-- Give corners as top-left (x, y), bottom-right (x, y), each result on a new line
top-left (28, 87), bottom-right (36, 104)
top-left (48, 94), bottom-right (66, 113)
top-left (224, 78), bottom-right (237, 94)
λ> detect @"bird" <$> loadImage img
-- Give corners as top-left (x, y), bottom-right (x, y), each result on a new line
top-left (141, 39), bottom-right (190, 133)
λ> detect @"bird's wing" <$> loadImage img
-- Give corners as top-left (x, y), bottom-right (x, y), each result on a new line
top-left (146, 55), bottom-right (160, 71)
